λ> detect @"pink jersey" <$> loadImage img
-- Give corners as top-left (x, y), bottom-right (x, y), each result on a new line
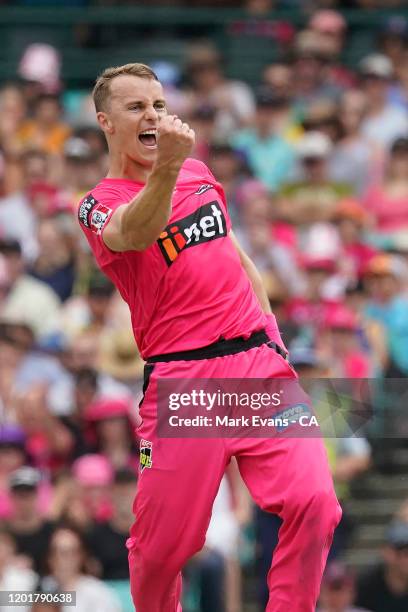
top-left (78, 158), bottom-right (265, 359)
top-left (363, 184), bottom-right (408, 232)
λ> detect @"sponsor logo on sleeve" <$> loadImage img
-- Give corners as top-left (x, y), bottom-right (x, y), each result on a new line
top-left (157, 200), bottom-right (227, 265)
top-left (78, 194), bottom-right (112, 235)
top-left (195, 184), bottom-right (214, 196)
top-left (89, 204), bottom-right (112, 235)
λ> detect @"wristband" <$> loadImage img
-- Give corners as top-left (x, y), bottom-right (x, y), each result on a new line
top-left (264, 313), bottom-right (288, 353)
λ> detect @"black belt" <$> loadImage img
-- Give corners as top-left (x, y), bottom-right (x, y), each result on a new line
top-left (147, 329), bottom-right (288, 364)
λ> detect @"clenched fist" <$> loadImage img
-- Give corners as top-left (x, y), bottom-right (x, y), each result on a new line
top-left (155, 115), bottom-right (195, 172)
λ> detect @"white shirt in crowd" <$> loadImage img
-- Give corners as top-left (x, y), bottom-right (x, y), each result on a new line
top-left (0, 565), bottom-right (38, 612)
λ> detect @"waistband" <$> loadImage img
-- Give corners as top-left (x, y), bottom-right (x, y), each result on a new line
top-left (146, 329), bottom-right (288, 364)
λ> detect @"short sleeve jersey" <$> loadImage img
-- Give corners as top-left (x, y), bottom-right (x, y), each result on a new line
top-left (78, 158), bottom-right (265, 359)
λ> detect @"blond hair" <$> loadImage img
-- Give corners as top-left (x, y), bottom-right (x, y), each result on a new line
top-left (93, 63), bottom-right (158, 112)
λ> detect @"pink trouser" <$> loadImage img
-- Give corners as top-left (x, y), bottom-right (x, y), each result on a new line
top-left (127, 342), bottom-right (342, 612)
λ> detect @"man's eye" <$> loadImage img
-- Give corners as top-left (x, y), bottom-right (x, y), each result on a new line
top-left (129, 105), bottom-right (142, 111)
top-left (155, 104), bottom-right (166, 111)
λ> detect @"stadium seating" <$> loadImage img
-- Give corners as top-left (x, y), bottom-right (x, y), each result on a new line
top-left (0, 5), bottom-right (403, 86)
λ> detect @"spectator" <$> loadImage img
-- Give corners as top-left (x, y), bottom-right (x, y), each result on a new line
top-left (0, 321), bottom-right (72, 420)
top-left (22, 150), bottom-right (60, 222)
top-left (324, 423), bottom-right (371, 559)
top-left (318, 561), bottom-right (372, 612)
top-left (343, 281), bottom-right (388, 375)
top-left (290, 346), bottom-right (371, 560)
top-left (0, 150), bottom-right (49, 261)
top-left (364, 254), bottom-right (408, 376)
top-left (237, 189), bottom-right (305, 297)
top-left (59, 269), bottom-right (116, 339)
top-left (55, 137), bottom-right (106, 213)
top-left (331, 199), bottom-right (377, 282)
top-left (329, 90), bottom-right (380, 195)
top-left (188, 104), bottom-right (217, 164)
top-left (183, 548), bottom-right (226, 612)
top-left (396, 498), bottom-right (408, 524)
top-left (302, 99), bottom-right (340, 143)
top-left (18, 44), bottom-right (61, 97)
top-left (277, 131), bottom-right (352, 225)
top-left (363, 137), bottom-right (408, 248)
top-left (262, 63), bottom-right (294, 108)
top-left (31, 603), bottom-right (61, 612)
top-left (308, 11), bottom-right (352, 90)
top-left (87, 467), bottom-right (135, 578)
top-left (5, 467), bottom-right (55, 573)
top-left (184, 43), bottom-right (255, 140)
top-left (98, 328), bottom-right (144, 391)
top-left (0, 83), bottom-right (26, 135)
top-left (13, 384), bottom-right (74, 473)
top-left (0, 322), bottom-right (32, 422)
top-left (292, 29), bottom-right (343, 113)
top-left (0, 238), bottom-right (61, 339)
top-left (319, 304), bottom-right (372, 378)
top-left (56, 368), bottom-right (98, 461)
top-left (389, 47), bottom-right (408, 111)
top-left (207, 142), bottom-right (252, 226)
top-left (61, 331), bottom-right (132, 407)
top-left (263, 69), bottom-right (303, 143)
top-left (0, 425), bottom-right (27, 519)
top-left (359, 54), bottom-right (408, 150)
top-left (72, 368), bottom-right (98, 416)
top-left (355, 521), bottom-right (408, 611)
top-left (17, 94), bottom-right (70, 156)
top-left (87, 467), bottom-right (137, 612)
top-left (84, 397), bottom-right (139, 470)
top-left (38, 525), bottom-right (121, 612)
top-left (230, 0), bottom-right (295, 55)
top-left (63, 332), bottom-right (101, 374)
top-left (291, 343), bottom-right (331, 376)
top-left (150, 60), bottom-right (187, 118)
top-left (378, 16), bottom-right (408, 75)
top-left (60, 454), bottom-right (114, 528)
top-left (284, 253), bottom-right (342, 337)
top-left (232, 87), bottom-right (295, 191)
top-left (254, 346), bottom-right (318, 609)
top-left (0, 527), bottom-right (38, 612)
top-left (73, 126), bottom-right (108, 159)
top-left (28, 218), bottom-right (76, 302)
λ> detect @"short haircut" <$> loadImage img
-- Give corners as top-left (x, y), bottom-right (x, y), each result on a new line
top-left (93, 63), bottom-right (159, 112)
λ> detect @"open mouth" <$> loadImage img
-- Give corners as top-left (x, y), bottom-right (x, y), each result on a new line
top-left (138, 129), bottom-right (157, 148)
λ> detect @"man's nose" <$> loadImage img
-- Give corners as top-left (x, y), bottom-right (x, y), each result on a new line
top-left (144, 105), bottom-right (159, 121)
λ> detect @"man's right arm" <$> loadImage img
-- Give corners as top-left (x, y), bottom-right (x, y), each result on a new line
top-left (103, 115), bottom-right (195, 252)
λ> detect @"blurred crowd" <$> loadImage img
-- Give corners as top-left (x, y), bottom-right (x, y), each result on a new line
top-left (1, 2), bottom-right (408, 611)
top-left (0, 2), bottom-right (407, 9)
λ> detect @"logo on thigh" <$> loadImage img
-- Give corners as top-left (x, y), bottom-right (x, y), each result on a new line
top-left (140, 439), bottom-right (153, 472)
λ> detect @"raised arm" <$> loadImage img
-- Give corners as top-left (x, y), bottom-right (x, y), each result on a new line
top-left (103, 115), bottom-right (195, 252)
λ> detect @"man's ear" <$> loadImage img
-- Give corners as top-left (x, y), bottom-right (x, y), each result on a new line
top-left (97, 111), bottom-right (114, 134)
